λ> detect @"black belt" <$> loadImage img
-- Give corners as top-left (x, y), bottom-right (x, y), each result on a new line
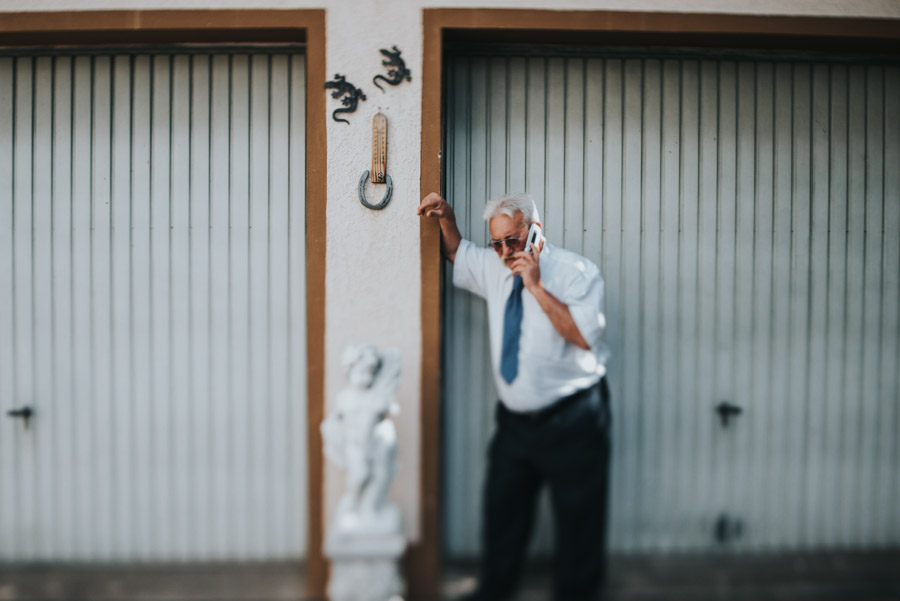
top-left (511, 377), bottom-right (608, 422)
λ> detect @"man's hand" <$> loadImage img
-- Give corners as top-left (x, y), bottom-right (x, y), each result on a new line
top-left (507, 242), bottom-right (544, 292)
top-left (418, 192), bottom-right (462, 262)
top-left (417, 192), bottom-right (454, 219)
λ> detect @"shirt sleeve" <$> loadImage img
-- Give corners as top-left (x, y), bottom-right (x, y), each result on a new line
top-left (452, 238), bottom-right (493, 299)
top-left (561, 260), bottom-right (606, 352)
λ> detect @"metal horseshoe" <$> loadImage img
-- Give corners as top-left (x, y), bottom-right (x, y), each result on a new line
top-left (358, 170), bottom-right (393, 210)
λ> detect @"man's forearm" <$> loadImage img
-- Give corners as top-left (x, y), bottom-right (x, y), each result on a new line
top-left (418, 192), bottom-right (462, 262)
top-left (527, 283), bottom-right (590, 350)
top-left (439, 216), bottom-right (462, 262)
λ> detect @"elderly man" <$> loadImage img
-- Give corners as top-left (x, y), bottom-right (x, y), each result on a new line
top-left (418, 192), bottom-right (611, 601)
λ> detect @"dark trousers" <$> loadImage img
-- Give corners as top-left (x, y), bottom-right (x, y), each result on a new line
top-left (477, 378), bottom-right (611, 601)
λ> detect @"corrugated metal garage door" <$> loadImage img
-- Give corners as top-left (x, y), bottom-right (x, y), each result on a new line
top-left (442, 51), bottom-right (900, 556)
top-left (0, 49), bottom-right (308, 561)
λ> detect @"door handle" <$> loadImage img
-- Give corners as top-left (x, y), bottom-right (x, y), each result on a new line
top-left (6, 406), bottom-right (33, 430)
top-left (715, 401), bottom-right (742, 428)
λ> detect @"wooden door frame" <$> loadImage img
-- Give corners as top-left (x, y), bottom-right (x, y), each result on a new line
top-left (0, 9), bottom-right (328, 597)
top-left (417, 7), bottom-right (899, 597)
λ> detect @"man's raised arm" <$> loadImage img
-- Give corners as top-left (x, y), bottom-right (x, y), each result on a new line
top-left (417, 192), bottom-right (462, 263)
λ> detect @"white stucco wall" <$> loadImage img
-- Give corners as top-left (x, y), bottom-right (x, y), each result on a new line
top-left (3, 0), bottom-right (898, 545)
top-left (5, 0), bottom-right (900, 17)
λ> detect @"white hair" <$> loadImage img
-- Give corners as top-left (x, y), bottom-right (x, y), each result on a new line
top-left (482, 193), bottom-right (540, 226)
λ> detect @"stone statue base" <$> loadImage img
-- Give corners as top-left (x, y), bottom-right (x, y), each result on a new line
top-left (325, 499), bottom-right (406, 601)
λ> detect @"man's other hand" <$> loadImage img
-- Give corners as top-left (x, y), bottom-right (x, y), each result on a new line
top-left (508, 242), bottom-right (543, 291)
top-left (418, 192), bottom-right (462, 262)
top-left (417, 192), bottom-right (454, 219)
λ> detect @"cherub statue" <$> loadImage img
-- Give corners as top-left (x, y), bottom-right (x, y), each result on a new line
top-left (322, 344), bottom-right (401, 534)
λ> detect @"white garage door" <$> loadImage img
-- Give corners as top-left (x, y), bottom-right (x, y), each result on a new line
top-left (0, 49), bottom-right (309, 561)
top-left (442, 51), bottom-right (900, 556)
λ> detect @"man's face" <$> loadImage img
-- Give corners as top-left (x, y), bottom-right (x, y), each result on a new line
top-left (489, 212), bottom-right (529, 265)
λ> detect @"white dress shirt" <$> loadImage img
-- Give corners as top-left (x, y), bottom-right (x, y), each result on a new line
top-left (453, 238), bottom-right (610, 412)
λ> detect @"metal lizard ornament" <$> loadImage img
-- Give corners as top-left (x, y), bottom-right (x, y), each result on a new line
top-left (324, 74), bottom-right (366, 124)
top-left (372, 46), bottom-right (412, 92)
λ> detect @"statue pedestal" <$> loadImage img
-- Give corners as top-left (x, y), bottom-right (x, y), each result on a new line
top-left (325, 501), bottom-right (406, 601)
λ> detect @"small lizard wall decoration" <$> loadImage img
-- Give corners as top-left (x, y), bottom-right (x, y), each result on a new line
top-left (372, 46), bottom-right (412, 92)
top-left (324, 74), bottom-right (366, 124)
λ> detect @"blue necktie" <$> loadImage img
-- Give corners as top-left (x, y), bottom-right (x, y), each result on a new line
top-left (500, 275), bottom-right (525, 383)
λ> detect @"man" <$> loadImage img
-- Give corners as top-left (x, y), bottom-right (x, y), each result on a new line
top-left (417, 191), bottom-right (611, 601)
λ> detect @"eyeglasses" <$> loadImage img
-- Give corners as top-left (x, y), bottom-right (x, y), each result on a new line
top-left (488, 234), bottom-right (527, 253)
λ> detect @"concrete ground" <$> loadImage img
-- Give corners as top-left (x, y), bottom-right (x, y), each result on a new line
top-left (1, 552), bottom-right (898, 601)
top-left (441, 552), bottom-right (900, 601)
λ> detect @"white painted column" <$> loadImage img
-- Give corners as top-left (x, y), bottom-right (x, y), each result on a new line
top-left (324, 2), bottom-right (424, 541)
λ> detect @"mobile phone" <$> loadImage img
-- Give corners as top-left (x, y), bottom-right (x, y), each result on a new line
top-left (525, 223), bottom-right (542, 254)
